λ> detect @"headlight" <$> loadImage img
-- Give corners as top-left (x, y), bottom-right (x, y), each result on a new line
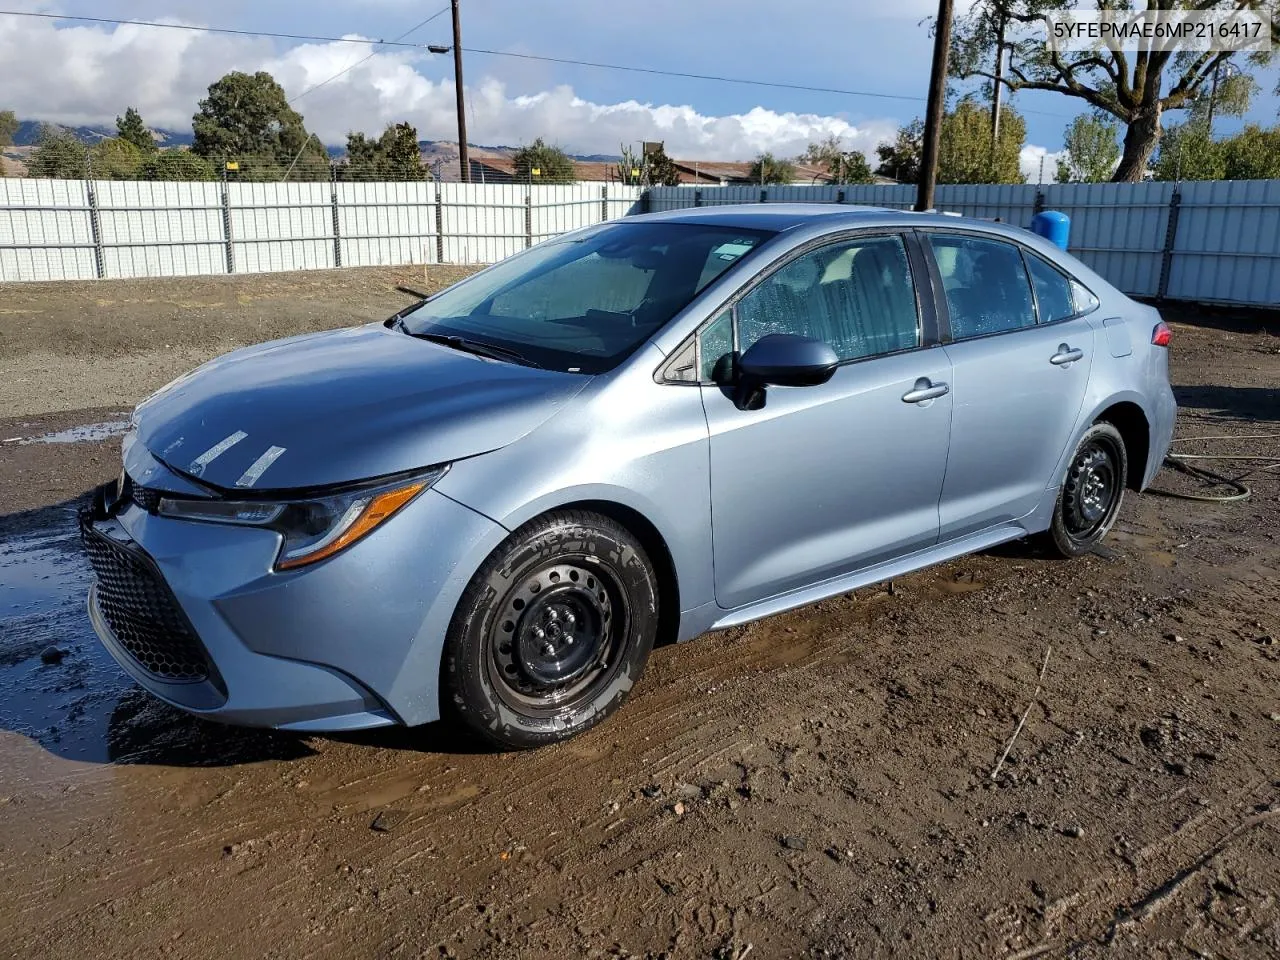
top-left (157, 466), bottom-right (447, 571)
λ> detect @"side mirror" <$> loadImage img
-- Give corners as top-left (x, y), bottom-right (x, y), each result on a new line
top-left (739, 334), bottom-right (839, 387)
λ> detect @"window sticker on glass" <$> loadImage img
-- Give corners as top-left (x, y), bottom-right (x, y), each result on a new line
top-left (712, 240), bottom-right (756, 261)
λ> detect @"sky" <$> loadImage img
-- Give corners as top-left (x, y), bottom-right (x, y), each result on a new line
top-left (2, 0), bottom-right (1278, 181)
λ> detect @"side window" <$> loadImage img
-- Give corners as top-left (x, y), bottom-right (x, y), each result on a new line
top-left (698, 310), bottom-right (734, 380)
top-left (1025, 252), bottom-right (1076, 324)
top-left (928, 235), bottom-right (1036, 339)
top-left (1072, 280), bottom-right (1100, 315)
top-left (735, 235), bottom-right (920, 362)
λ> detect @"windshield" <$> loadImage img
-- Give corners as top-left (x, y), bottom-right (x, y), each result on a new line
top-left (400, 221), bottom-right (773, 373)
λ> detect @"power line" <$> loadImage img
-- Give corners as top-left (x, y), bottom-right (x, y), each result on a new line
top-left (0, 10), bottom-right (404, 48)
top-left (464, 47), bottom-right (920, 104)
top-left (288, 6), bottom-right (449, 104)
top-left (281, 7), bottom-right (449, 179)
top-left (0, 8), bottom-right (1076, 118)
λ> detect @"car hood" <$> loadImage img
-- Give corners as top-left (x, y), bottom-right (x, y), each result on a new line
top-left (134, 324), bottom-right (590, 491)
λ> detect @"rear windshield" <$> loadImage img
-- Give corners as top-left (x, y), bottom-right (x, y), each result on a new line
top-left (401, 221), bottom-right (773, 373)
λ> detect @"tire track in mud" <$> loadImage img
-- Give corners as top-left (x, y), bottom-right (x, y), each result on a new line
top-left (2, 315), bottom-right (1278, 958)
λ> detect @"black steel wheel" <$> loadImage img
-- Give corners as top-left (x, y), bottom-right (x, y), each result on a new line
top-left (1047, 422), bottom-right (1128, 558)
top-left (443, 510), bottom-right (659, 749)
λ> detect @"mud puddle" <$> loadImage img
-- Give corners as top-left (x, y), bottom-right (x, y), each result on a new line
top-left (0, 505), bottom-right (134, 762)
top-left (3, 417), bottom-right (130, 446)
top-left (0, 504), bottom-right (315, 771)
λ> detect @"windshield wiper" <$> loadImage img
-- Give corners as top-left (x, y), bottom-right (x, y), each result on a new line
top-left (401, 328), bottom-right (541, 368)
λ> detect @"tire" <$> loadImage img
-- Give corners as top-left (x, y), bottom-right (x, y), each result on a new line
top-left (442, 509), bottom-right (659, 750)
top-left (1046, 422), bottom-right (1128, 558)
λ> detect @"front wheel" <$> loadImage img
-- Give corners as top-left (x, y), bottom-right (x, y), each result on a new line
top-left (1046, 422), bottom-right (1128, 558)
top-left (443, 510), bottom-right (659, 750)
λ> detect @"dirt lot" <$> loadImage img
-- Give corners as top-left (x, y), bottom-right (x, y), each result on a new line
top-left (0, 268), bottom-right (1278, 959)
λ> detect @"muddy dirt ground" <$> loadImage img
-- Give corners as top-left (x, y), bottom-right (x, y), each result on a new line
top-left (0, 268), bottom-right (1278, 959)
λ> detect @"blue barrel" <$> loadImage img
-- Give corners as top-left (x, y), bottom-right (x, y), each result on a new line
top-left (1030, 210), bottom-right (1070, 250)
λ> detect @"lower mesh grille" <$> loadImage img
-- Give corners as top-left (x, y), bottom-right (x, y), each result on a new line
top-left (130, 483), bottom-right (161, 513)
top-left (81, 523), bottom-right (213, 683)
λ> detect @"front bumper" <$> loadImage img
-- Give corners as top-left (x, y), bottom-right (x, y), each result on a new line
top-left (81, 476), bottom-right (507, 731)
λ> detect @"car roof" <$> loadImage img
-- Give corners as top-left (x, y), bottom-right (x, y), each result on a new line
top-left (632, 202), bottom-right (1012, 236)
top-left (633, 203), bottom-right (903, 232)
top-left (625, 202), bottom-right (1117, 298)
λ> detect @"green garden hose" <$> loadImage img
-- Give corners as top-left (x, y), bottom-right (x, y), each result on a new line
top-left (1153, 434), bottom-right (1280, 503)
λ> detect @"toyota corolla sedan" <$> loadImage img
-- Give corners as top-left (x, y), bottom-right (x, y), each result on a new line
top-left (82, 205), bottom-right (1176, 749)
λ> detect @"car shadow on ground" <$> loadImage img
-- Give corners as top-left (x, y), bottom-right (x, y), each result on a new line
top-left (0, 494), bottom-right (492, 768)
top-left (1173, 384), bottom-right (1280, 423)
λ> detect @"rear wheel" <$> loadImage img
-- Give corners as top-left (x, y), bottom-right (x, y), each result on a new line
top-left (1046, 422), bottom-right (1128, 558)
top-left (443, 510), bottom-right (659, 749)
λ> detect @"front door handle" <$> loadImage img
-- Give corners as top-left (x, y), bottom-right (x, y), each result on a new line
top-left (1050, 344), bottom-right (1084, 366)
top-left (902, 378), bottom-right (950, 404)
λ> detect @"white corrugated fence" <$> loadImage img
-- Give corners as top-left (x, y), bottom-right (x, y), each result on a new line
top-left (1, 176), bottom-right (1278, 307)
top-left (647, 180), bottom-right (1280, 307)
top-left (0, 180), bottom-right (645, 282)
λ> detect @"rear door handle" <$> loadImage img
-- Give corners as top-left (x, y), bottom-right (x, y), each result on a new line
top-left (1050, 344), bottom-right (1084, 366)
top-left (902, 378), bottom-right (950, 404)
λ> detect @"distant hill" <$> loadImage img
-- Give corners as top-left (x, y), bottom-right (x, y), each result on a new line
top-left (12, 120), bottom-right (194, 148)
top-left (417, 140), bottom-right (620, 163)
top-left (11, 125), bottom-right (620, 163)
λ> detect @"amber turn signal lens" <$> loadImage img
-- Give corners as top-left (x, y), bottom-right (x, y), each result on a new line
top-left (276, 481), bottom-right (426, 570)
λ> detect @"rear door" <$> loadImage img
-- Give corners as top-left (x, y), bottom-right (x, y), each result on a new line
top-left (697, 232), bottom-right (953, 610)
top-left (925, 232), bottom-right (1096, 541)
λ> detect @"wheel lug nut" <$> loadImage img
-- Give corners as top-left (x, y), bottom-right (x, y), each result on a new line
top-left (533, 627), bottom-right (544, 640)
top-left (541, 642), bottom-right (555, 656)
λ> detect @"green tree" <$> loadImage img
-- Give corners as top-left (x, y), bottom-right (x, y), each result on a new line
top-left (116, 107), bottom-right (156, 153)
top-left (192, 71), bottom-right (329, 180)
top-left (748, 152), bottom-right (796, 185)
top-left (1152, 123), bottom-right (1225, 180)
top-left (616, 142), bottom-right (682, 186)
top-left (950, 1), bottom-right (1279, 182)
top-left (1187, 69), bottom-right (1259, 131)
top-left (802, 135), bottom-right (875, 184)
top-left (0, 110), bottom-right (17, 148)
top-left (1220, 124), bottom-right (1280, 180)
top-left (343, 123), bottom-right (426, 180)
top-left (513, 138), bottom-right (575, 183)
top-left (1153, 120), bottom-right (1280, 181)
top-left (644, 143), bottom-right (682, 186)
top-left (1055, 114), bottom-right (1121, 183)
top-left (27, 126), bottom-right (89, 179)
top-left (876, 120), bottom-right (923, 183)
top-left (938, 98), bottom-right (1025, 184)
top-left (137, 150), bottom-right (217, 181)
top-left (92, 137), bottom-right (144, 180)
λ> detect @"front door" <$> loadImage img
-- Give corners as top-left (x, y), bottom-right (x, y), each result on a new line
top-left (700, 233), bottom-right (953, 610)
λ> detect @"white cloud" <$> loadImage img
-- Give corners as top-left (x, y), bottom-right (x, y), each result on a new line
top-left (0, 14), bottom-right (900, 160)
top-left (1020, 145), bottom-right (1065, 184)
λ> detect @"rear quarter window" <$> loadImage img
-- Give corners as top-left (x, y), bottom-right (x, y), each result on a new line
top-left (1025, 253), bottom-right (1076, 323)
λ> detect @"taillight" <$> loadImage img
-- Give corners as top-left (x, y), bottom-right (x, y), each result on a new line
top-left (1151, 321), bottom-right (1172, 347)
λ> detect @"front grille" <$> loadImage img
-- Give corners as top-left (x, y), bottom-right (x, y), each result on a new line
top-left (81, 522), bottom-right (213, 683)
top-left (130, 483), bottom-right (161, 513)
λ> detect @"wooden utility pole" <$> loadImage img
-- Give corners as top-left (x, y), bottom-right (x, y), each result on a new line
top-left (916, 0), bottom-right (953, 212)
top-left (451, 0), bottom-right (470, 182)
top-left (991, 13), bottom-right (1006, 152)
